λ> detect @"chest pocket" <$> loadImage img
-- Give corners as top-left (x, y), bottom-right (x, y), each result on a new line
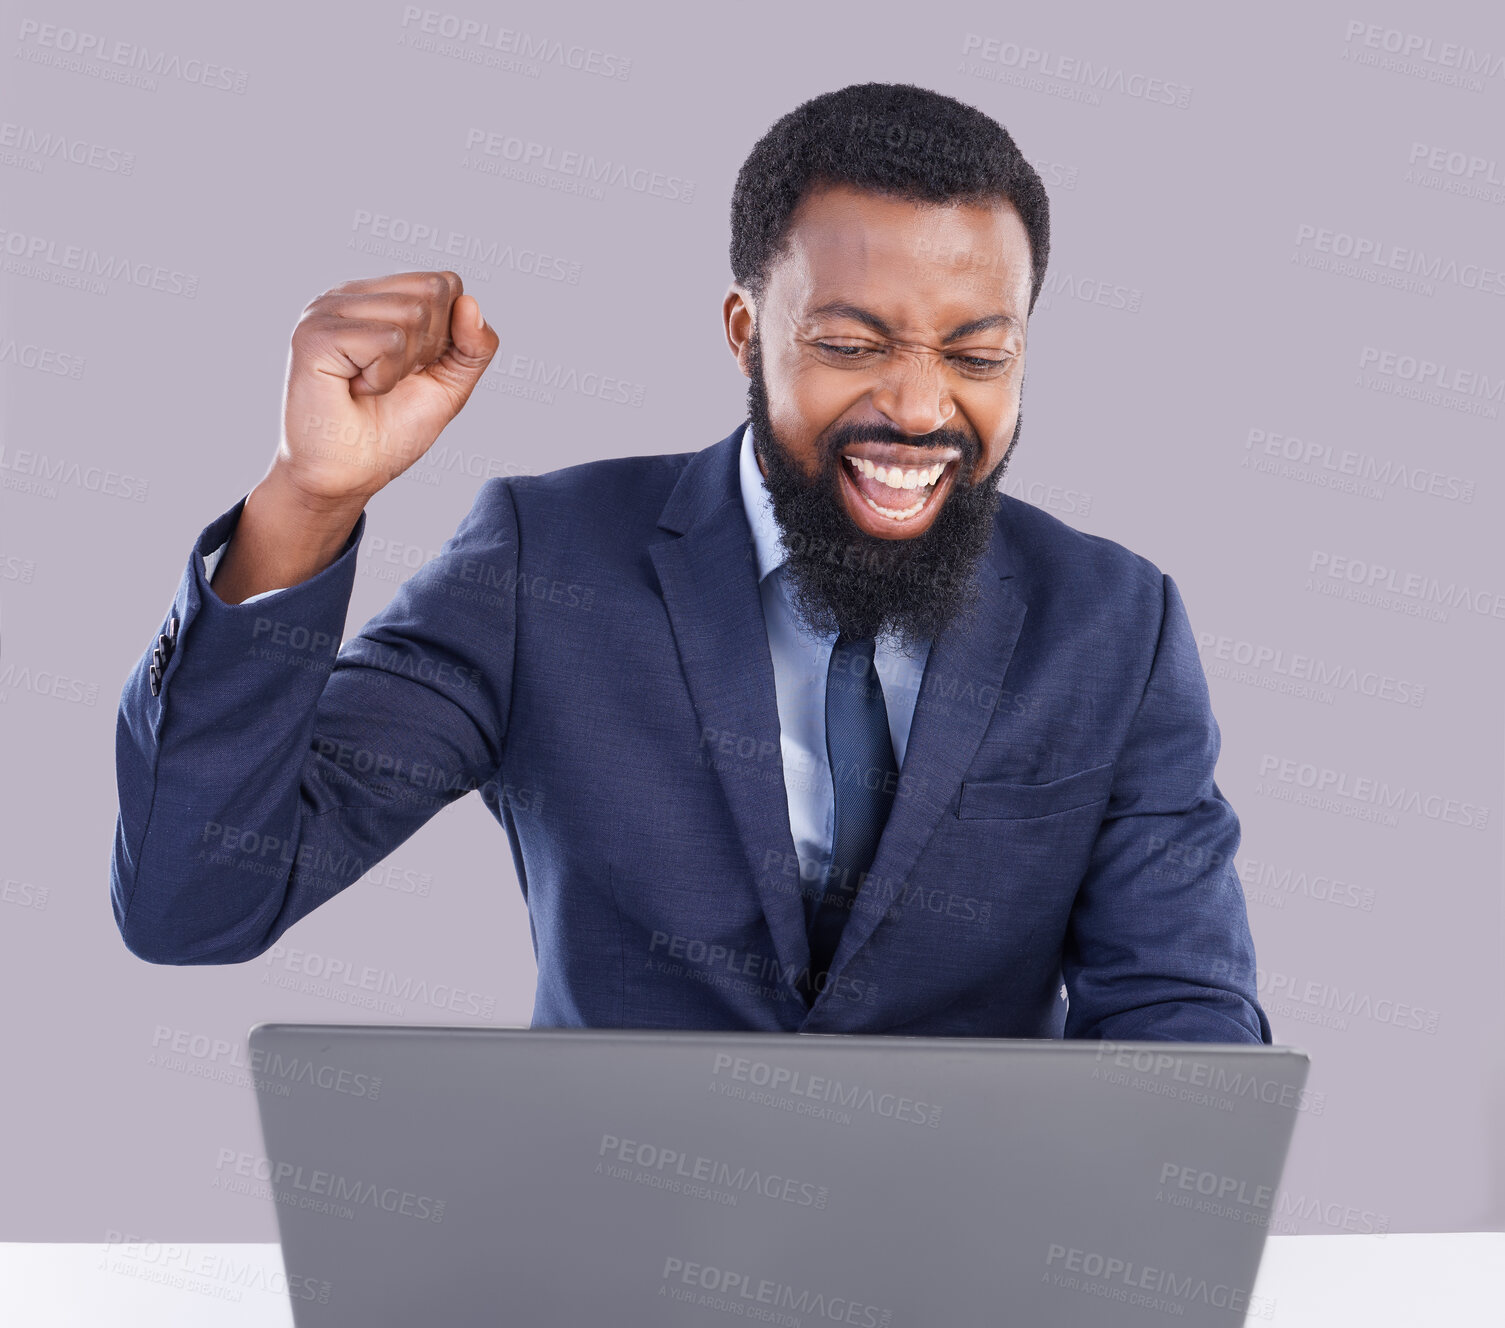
top-left (955, 761), bottom-right (1115, 821)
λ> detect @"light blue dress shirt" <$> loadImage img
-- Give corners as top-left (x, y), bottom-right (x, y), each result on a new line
top-left (738, 422), bottom-right (932, 893)
top-left (204, 422), bottom-right (934, 891)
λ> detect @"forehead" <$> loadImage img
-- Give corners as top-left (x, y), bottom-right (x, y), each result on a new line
top-left (771, 181), bottom-right (1032, 320)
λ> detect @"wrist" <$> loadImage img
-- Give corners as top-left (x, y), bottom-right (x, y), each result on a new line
top-left (259, 461), bottom-right (372, 532)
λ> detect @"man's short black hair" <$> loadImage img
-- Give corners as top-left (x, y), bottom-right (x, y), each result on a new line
top-left (729, 81), bottom-right (1051, 313)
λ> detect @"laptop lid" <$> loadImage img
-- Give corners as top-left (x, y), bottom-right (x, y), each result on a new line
top-left (248, 1024), bottom-right (1309, 1327)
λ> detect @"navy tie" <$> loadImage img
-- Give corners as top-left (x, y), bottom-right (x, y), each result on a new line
top-left (805, 634), bottom-right (898, 1000)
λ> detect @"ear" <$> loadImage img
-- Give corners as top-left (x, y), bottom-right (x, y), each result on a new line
top-left (722, 285), bottom-right (755, 378)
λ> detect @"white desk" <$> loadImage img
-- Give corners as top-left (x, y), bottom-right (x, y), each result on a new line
top-left (3, 1235), bottom-right (1502, 1325)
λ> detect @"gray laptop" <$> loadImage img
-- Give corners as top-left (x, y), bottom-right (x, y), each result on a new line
top-left (248, 1023), bottom-right (1309, 1326)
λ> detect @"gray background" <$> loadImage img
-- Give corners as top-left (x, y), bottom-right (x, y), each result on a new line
top-left (1, 0), bottom-right (1500, 1240)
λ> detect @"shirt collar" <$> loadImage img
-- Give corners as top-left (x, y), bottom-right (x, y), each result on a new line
top-left (738, 420), bottom-right (787, 585)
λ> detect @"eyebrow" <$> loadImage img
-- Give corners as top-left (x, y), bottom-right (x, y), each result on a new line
top-left (807, 302), bottom-right (1020, 342)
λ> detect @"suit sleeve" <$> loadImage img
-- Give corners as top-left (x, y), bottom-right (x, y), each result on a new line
top-left (111, 478), bottom-right (519, 964)
top-left (1061, 572), bottom-right (1272, 1044)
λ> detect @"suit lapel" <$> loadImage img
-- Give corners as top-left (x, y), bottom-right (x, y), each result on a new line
top-left (649, 426), bottom-right (813, 995)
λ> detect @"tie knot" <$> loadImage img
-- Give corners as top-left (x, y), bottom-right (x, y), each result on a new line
top-left (832, 632), bottom-right (877, 664)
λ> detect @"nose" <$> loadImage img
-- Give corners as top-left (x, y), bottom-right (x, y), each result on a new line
top-left (868, 349), bottom-right (955, 438)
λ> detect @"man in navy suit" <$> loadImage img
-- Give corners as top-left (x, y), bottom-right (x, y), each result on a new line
top-left (112, 82), bottom-right (1270, 1043)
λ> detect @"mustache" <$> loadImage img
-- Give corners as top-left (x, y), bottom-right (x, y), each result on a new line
top-left (817, 422), bottom-right (978, 466)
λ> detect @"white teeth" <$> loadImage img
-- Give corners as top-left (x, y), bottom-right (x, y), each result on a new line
top-left (845, 455), bottom-right (947, 489)
top-left (860, 491), bottom-right (925, 520)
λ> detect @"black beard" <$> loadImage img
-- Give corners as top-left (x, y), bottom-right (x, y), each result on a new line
top-left (745, 324), bottom-right (1020, 653)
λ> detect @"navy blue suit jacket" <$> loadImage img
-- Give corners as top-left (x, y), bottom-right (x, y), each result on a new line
top-left (112, 421), bottom-right (1271, 1042)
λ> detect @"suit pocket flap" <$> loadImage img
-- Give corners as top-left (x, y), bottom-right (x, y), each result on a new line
top-left (957, 761), bottom-right (1115, 821)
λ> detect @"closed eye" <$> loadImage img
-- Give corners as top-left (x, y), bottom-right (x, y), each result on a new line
top-left (816, 342), bottom-right (1009, 373)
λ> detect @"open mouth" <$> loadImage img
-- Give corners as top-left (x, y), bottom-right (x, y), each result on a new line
top-left (838, 448), bottom-right (961, 528)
